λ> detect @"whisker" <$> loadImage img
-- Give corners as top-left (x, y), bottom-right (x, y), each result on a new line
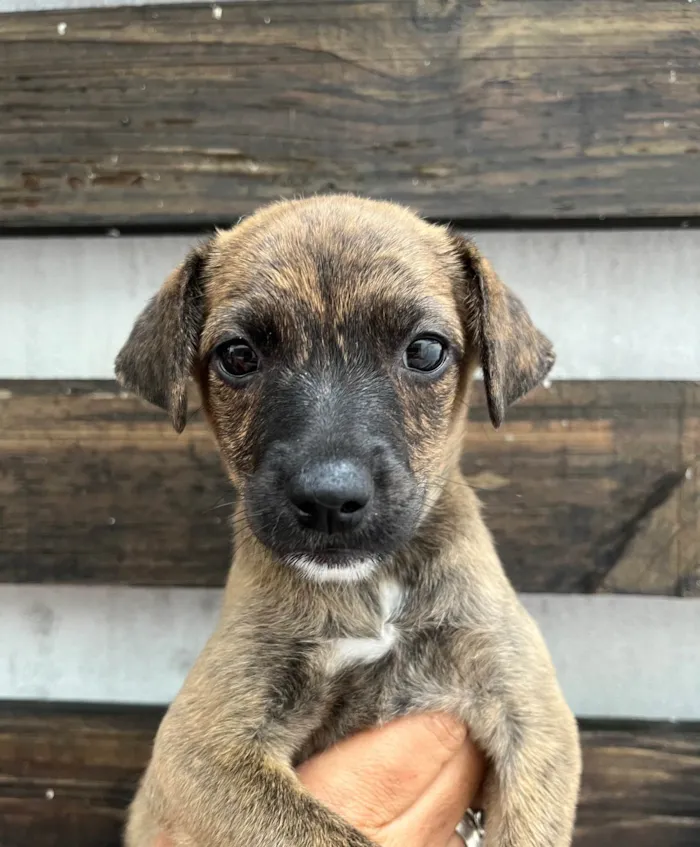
top-left (203, 499), bottom-right (238, 514)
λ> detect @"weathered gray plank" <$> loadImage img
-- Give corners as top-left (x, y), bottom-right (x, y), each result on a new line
top-left (2, 1), bottom-right (700, 227)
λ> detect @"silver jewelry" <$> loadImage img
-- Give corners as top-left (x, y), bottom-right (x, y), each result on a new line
top-left (455, 809), bottom-right (484, 846)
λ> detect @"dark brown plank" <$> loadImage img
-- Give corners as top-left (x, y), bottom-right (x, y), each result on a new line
top-left (2, 1), bottom-right (700, 228)
top-left (0, 703), bottom-right (698, 847)
top-left (0, 381), bottom-right (232, 587)
top-left (1, 379), bottom-right (698, 593)
top-left (0, 702), bottom-right (158, 847)
top-left (577, 721), bottom-right (700, 847)
top-left (465, 380), bottom-right (700, 597)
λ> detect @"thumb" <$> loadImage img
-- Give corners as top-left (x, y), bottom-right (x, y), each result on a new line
top-left (297, 712), bottom-right (469, 833)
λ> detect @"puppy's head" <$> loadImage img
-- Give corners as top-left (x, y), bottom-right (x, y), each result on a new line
top-left (116, 196), bottom-right (553, 582)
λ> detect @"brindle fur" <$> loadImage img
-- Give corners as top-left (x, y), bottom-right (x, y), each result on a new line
top-left (116, 196), bottom-right (581, 847)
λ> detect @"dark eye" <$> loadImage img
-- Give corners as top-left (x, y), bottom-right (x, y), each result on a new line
top-left (403, 335), bottom-right (448, 373)
top-left (214, 339), bottom-right (259, 381)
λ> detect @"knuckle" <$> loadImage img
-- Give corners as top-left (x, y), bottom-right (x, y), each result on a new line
top-left (421, 712), bottom-right (467, 754)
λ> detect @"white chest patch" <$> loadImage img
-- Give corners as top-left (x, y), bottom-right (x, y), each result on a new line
top-left (325, 580), bottom-right (404, 674)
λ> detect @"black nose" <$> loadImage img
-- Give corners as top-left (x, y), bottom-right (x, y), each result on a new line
top-left (287, 460), bottom-right (373, 535)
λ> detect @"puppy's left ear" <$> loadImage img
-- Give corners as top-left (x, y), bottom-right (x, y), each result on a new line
top-left (453, 234), bottom-right (555, 428)
top-left (115, 241), bottom-right (211, 433)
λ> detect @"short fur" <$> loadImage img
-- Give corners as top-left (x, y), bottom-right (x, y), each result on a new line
top-left (116, 195), bottom-right (581, 847)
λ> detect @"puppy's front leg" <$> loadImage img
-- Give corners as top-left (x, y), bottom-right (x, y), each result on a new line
top-left (129, 730), bottom-right (377, 847)
top-left (125, 624), bottom-right (378, 847)
top-left (455, 606), bottom-right (581, 847)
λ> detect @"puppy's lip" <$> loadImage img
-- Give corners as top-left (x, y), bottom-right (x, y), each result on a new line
top-left (282, 552), bottom-right (381, 583)
top-left (286, 549), bottom-right (369, 568)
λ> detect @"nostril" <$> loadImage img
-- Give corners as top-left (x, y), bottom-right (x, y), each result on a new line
top-left (287, 459), bottom-right (373, 533)
top-left (296, 500), bottom-right (316, 517)
top-left (340, 500), bottom-right (365, 515)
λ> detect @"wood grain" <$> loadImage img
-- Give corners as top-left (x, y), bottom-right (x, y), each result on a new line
top-left (577, 721), bottom-right (700, 847)
top-left (2, 1), bottom-right (700, 228)
top-left (0, 702), bottom-right (159, 847)
top-left (0, 702), bottom-right (698, 847)
top-left (1, 380), bottom-right (698, 593)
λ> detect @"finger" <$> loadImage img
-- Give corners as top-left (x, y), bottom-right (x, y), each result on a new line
top-left (297, 712), bottom-right (467, 832)
top-left (377, 738), bottom-right (485, 847)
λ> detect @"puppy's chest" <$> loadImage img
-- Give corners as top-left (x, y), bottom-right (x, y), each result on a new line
top-left (323, 580), bottom-right (405, 675)
top-left (308, 581), bottom-right (460, 738)
top-left (267, 581), bottom-right (464, 767)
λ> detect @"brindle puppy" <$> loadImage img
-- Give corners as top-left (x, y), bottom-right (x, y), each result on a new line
top-left (116, 195), bottom-right (581, 847)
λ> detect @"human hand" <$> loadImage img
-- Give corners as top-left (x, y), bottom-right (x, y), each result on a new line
top-left (152, 712), bottom-right (485, 847)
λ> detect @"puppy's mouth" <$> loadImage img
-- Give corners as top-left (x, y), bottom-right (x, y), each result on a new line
top-left (282, 551), bottom-right (381, 583)
top-left (242, 453), bottom-right (424, 582)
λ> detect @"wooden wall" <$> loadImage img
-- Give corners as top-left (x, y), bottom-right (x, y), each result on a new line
top-left (2, 379), bottom-right (698, 595)
top-left (2, 703), bottom-right (699, 847)
top-left (2, 0), bottom-right (700, 227)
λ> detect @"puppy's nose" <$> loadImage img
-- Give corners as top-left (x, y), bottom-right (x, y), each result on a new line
top-left (288, 460), bottom-right (373, 534)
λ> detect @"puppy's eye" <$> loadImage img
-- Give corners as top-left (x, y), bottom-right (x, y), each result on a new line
top-left (403, 335), bottom-right (448, 373)
top-left (214, 339), bottom-right (259, 381)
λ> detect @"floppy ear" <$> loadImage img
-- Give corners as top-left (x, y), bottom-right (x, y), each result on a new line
top-left (453, 234), bottom-right (555, 429)
top-left (114, 241), bottom-right (210, 433)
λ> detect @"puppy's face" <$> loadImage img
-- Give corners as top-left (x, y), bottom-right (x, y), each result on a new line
top-left (199, 201), bottom-right (469, 580)
top-left (116, 197), bottom-right (554, 582)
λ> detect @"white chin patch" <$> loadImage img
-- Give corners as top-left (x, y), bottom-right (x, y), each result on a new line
top-left (285, 555), bottom-right (379, 583)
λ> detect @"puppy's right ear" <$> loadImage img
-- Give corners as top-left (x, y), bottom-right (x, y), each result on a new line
top-left (115, 241), bottom-right (210, 433)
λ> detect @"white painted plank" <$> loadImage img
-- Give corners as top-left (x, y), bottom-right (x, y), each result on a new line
top-left (0, 586), bottom-right (220, 705)
top-left (0, 586), bottom-right (698, 720)
top-left (523, 595), bottom-right (700, 722)
top-left (0, 0), bottom-right (216, 12)
top-left (477, 230), bottom-right (700, 381)
top-left (2, 230), bottom-right (700, 380)
top-left (1, 235), bottom-right (190, 380)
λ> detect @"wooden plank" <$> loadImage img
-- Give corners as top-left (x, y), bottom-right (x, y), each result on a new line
top-left (0, 381), bottom-right (231, 587)
top-left (2, 1), bottom-right (700, 228)
top-left (0, 702), bottom-right (698, 847)
top-left (5, 230), bottom-right (700, 383)
top-left (576, 721), bottom-right (700, 847)
top-left (3, 589), bottom-right (700, 717)
top-left (0, 702), bottom-right (159, 847)
top-left (1, 380), bottom-right (698, 593)
top-left (466, 381), bottom-right (700, 597)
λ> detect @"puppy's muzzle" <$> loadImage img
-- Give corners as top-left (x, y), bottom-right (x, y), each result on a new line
top-left (287, 459), bottom-right (373, 535)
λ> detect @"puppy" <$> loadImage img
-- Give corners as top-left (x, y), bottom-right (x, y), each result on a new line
top-left (116, 195), bottom-right (581, 847)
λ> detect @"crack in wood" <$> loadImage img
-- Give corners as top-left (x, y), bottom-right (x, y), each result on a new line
top-left (588, 469), bottom-right (689, 594)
